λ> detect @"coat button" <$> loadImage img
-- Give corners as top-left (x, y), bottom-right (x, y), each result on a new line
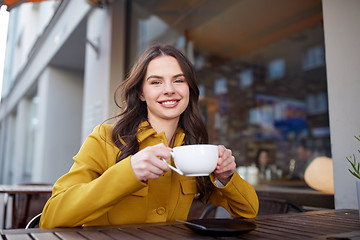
top-left (156, 207), bottom-right (166, 215)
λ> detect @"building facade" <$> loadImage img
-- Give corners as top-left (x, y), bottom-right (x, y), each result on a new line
top-left (0, 0), bottom-right (359, 210)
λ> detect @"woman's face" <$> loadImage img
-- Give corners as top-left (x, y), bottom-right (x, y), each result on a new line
top-left (259, 151), bottom-right (270, 166)
top-left (141, 55), bottom-right (190, 125)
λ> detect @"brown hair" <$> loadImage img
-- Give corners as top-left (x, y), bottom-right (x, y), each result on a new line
top-left (110, 44), bottom-right (213, 201)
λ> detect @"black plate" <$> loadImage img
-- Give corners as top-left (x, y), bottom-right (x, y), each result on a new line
top-left (185, 218), bottom-right (256, 236)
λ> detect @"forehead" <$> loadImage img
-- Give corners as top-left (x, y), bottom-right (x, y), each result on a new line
top-left (146, 55), bottom-right (183, 76)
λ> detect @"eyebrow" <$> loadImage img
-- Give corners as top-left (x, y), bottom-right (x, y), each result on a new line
top-left (146, 73), bottom-right (185, 81)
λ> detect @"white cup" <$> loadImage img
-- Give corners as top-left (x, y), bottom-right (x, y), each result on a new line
top-left (168, 144), bottom-right (219, 176)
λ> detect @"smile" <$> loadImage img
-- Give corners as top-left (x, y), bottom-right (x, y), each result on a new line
top-left (160, 100), bottom-right (179, 105)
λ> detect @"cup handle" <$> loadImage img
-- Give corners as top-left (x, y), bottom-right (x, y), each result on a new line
top-left (162, 153), bottom-right (183, 175)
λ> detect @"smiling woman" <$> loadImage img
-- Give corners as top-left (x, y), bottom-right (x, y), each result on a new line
top-left (39, 44), bottom-right (259, 228)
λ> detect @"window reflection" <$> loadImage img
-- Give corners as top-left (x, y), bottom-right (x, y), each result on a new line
top-left (129, 0), bottom-right (329, 183)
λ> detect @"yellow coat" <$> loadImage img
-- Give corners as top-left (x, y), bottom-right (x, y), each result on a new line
top-left (40, 122), bottom-right (258, 228)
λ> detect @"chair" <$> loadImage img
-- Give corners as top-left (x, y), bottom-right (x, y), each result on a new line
top-left (258, 196), bottom-right (304, 215)
top-left (11, 183), bottom-right (52, 228)
top-left (200, 196), bottom-right (304, 219)
top-left (25, 213), bottom-right (42, 229)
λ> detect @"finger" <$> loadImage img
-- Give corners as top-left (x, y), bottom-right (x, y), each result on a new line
top-left (142, 171), bottom-right (162, 181)
top-left (146, 155), bottom-right (169, 172)
top-left (139, 160), bottom-right (168, 180)
top-left (146, 163), bottom-right (166, 175)
top-left (131, 146), bottom-right (170, 181)
top-left (218, 149), bottom-right (234, 165)
top-left (215, 163), bottom-right (233, 174)
top-left (216, 146), bottom-right (226, 166)
top-left (217, 146), bottom-right (232, 164)
top-left (141, 144), bottom-right (172, 165)
top-left (217, 153), bottom-right (227, 169)
top-left (148, 144), bottom-right (172, 162)
top-left (216, 156), bottom-right (236, 172)
top-left (218, 145), bottom-right (226, 158)
top-left (222, 148), bottom-right (233, 161)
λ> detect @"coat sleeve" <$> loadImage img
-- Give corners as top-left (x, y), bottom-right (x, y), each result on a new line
top-left (39, 125), bottom-right (147, 228)
top-left (209, 172), bottom-right (259, 219)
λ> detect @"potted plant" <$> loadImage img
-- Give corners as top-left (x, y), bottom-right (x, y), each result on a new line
top-left (346, 135), bottom-right (360, 217)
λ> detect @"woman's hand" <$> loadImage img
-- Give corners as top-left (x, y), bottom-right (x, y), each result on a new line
top-left (130, 143), bottom-right (172, 182)
top-left (214, 145), bottom-right (236, 185)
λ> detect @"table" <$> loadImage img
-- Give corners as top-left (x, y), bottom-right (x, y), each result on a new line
top-left (255, 181), bottom-right (334, 209)
top-left (1, 209), bottom-right (359, 239)
top-left (0, 185), bottom-right (53, 229)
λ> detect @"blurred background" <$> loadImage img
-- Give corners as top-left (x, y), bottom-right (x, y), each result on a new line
top-left (0, 0), bottom-right (359, 220)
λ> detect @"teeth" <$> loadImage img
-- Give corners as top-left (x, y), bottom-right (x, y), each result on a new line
top-left (162, 101), bottom-right (177, 105)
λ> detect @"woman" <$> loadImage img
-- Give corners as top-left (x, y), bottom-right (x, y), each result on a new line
top-left (255, 148), bottom-right (270, 180)
top-left (39, 44), bottom-right (259, 228)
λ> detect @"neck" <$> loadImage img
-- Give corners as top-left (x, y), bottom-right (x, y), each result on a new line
top-left (147, 117), bottom-right (179, 145)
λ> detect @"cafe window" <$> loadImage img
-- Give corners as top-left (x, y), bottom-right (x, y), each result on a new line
top-left (128, 0), bottom-right (330, 183)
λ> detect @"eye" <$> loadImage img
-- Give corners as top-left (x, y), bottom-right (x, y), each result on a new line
top-left (174, 78), bottom-right (186, 83)
top-left (150, 80), bottom-right (161, 85)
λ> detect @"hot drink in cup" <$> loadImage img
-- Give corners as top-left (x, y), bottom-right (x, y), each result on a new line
top-left (169, 144), bottom-right (219, 176)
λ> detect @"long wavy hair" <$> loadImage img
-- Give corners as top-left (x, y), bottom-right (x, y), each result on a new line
top-left (110, 44), bottom-right (213, 201)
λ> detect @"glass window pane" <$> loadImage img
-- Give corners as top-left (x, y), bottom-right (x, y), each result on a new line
top-left (129, 0), bottom-right (329, 183)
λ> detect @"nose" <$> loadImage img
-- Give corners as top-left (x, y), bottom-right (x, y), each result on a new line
top-left (163, 82), bottom-right (175, 94)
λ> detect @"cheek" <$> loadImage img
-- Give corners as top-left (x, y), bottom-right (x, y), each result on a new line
top-left (183, 92), bottom-right (190, 108)
top-left (140, 85), bottom-right (146, 101)
top-left (182, 87), bottom-right (190, 103)
top-left (141, 86), bottom-right (157, 102)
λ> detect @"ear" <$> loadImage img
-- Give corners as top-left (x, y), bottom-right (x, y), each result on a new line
top-left (139, 94), bottom-right (145, 101)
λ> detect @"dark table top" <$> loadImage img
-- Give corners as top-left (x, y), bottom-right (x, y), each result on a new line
top-left (1, 209), bottom-right (359, 239)
top-left (0, 185), bottom-right (53, 194)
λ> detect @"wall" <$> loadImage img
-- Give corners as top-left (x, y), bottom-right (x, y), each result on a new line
top-left (0, 0), bottom-right (91, 121)
top-left (82, 7), bottom-right (112, 140)
top-left (0, 115), bottom-right (15, 184)
top-left (12, 98), bottom-right (31, 183)
top-left (82, 0), bottom-right (126, 141)
top-left (32, 67), bottom-right (83, 183)
top-left (323, 0), bottom-right (360, 209)
top-left (108, 0), bottom-right (126, 119)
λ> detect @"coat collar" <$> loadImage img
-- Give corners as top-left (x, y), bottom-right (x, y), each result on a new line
top-left (137, 121), bottom-right (185, 147)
